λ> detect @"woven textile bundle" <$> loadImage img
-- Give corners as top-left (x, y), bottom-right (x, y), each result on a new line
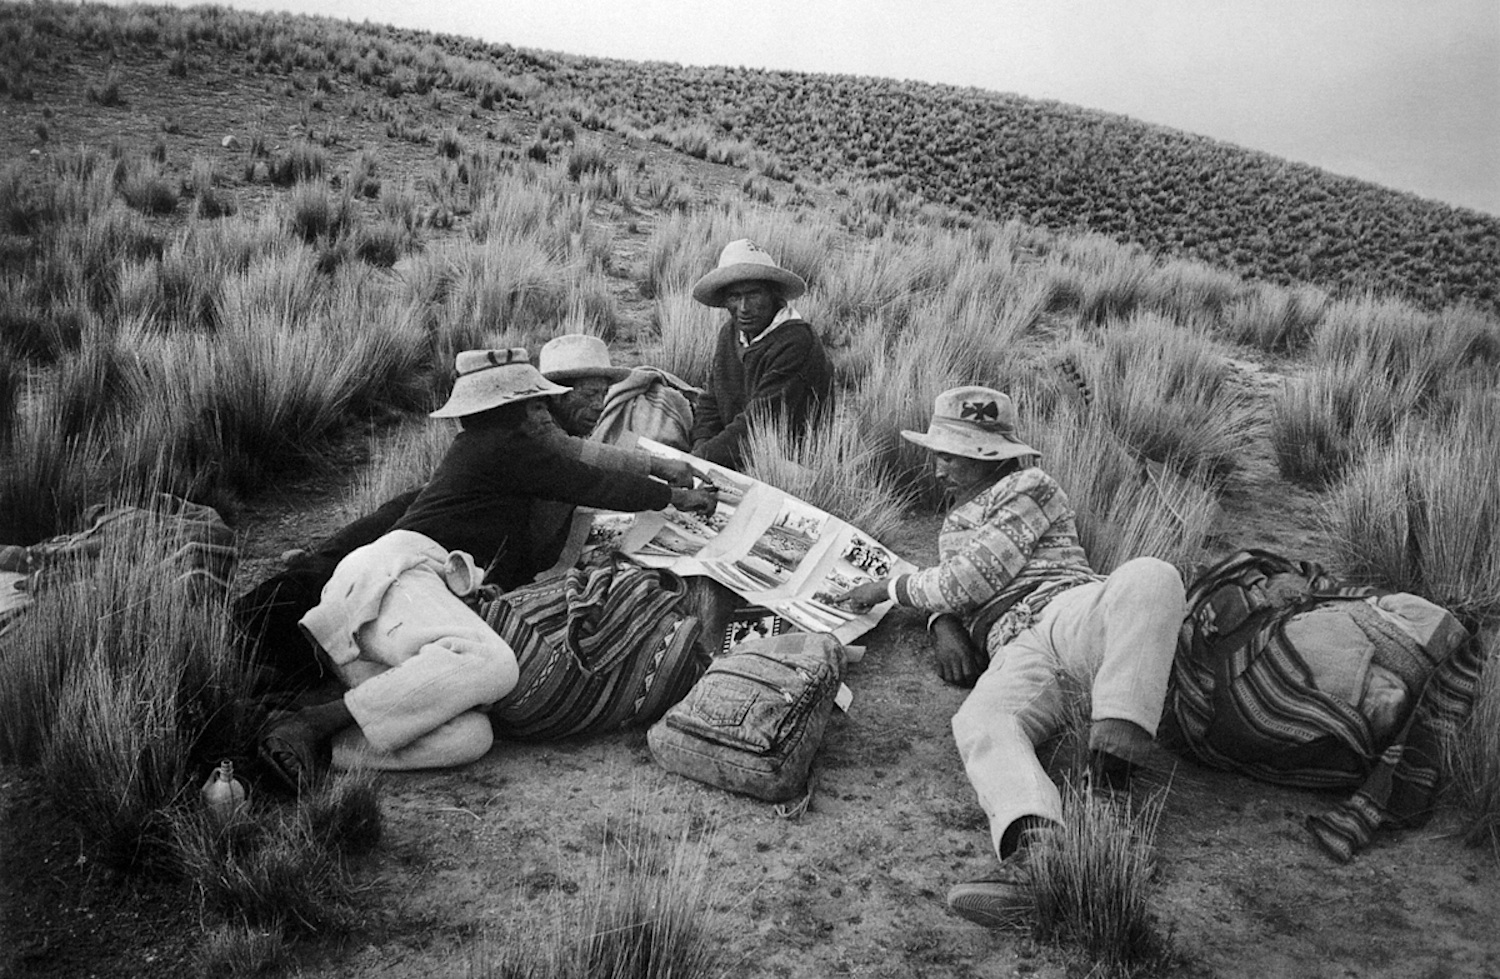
top-left (483, 554), bottom-right (706, 741)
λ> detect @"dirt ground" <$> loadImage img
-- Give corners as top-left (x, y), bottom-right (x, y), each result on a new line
top-left (3, 25), bottom-right (1498, 979)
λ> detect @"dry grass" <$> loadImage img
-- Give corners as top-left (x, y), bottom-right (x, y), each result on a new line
top-left (1029, 781), bottom-right (1176, 978)
top-left (1060, 313), bottom-right (1256, 485)
top-left (1321, 389), bottom-right (1500, 619)
top-left (0, 504), bottom-right (255, 870)
top-left (740, 405), bottom-right (915, 542)
top-left (471, 800), bottom-right (728, 979)
top-left (171, 767), bottom-right (381, 969)
top-left (1444, 629), bottom-right (1500, 855)
top-left (1028, 397), bottom-right (1216, 574)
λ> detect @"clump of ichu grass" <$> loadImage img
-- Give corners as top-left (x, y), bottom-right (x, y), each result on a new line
top-left (1276, 298), bottom-right (1500, 487)
top-left (172, 769), bottom-right (381, 941)
top-left (0, 394), bottom-right (111, 543)
top-left (1060, 313), bottom-right (1256, 486)
top-left (472, 803), bottom-right (727, 979)
top-left (639, 205), bottom-right (834, 300)
top-left (1268, 363), bottom-right (1412, 489)
top-left (1217, 282), bottom-right (1327, 352)
top-left (741, 406), bottom-right (915, 542)
top-left (1320, 389), bottom-right (1500, 619)
top-left (649, 291), bottom-right (719, 385)
top-left (347, 420), bottom-right (451, 515)
top-left (1443, 628), bottom-right (1500, 856)
top-left (1028, 781), bottom-right (1176, 979)
top-left (1027, 396), bottom-right (1216, 575)
top-left (0, 503), bottom-right (255, 871)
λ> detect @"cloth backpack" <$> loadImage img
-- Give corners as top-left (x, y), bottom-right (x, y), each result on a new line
top-left (648, 632), bottom-right (845, 803)
top-left (1165, 549), bottom-right (1471, 790)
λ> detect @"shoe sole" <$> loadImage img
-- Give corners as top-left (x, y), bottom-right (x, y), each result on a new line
top-left (947, 887), bottom-right (1031, 928)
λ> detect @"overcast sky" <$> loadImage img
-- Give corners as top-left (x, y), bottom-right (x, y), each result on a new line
top-left (149, 0), bottom-right (1499, 215)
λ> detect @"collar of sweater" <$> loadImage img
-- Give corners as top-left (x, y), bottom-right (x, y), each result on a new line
top-left (736, 305), bottom-right (803, 349)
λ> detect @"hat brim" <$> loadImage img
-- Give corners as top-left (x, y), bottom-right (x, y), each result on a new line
top-left (543, 365), bottom-right (633, 384)
top-left (429, 377), bottom-right (571, 418)
top-left (900, 429), bottom-right (1039, 462)
top-left (692, 264), bottom-right (807, 307)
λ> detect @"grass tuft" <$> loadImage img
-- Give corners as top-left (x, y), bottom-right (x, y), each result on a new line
top-left (472, 797), bottom-right (727, 979)
top-left (1028, 782), bottom-right (1176, 979)
top-left (1443, 629), bottom-right (1500, 855)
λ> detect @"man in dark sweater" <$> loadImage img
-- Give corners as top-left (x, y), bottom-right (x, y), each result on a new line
top-left (260, 349), bottom-right (717, 782)
top-left (689, 239), bottom-right (833, 470)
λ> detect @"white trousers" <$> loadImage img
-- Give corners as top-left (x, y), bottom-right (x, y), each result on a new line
top-left (322, 533), bottom-right (520, 771)
top-left (950, 557), bottom-right (1185, 858)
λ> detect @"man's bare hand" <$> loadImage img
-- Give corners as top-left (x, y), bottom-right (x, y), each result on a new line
top-left (832, 580), bottom-right (888, 613)
top-left (651, 457), bottom-right (697, 489)
top-left (930, 614), bottom-right (986, 687)
top-left (670, 485), bottom-right (718, 517)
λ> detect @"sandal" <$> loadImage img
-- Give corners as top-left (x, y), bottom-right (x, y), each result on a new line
top-left (257, 710), bottom-right (330, 794)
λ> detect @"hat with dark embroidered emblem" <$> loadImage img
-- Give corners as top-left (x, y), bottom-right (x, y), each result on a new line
top-left (900, 386), bottom-right (1039, 462)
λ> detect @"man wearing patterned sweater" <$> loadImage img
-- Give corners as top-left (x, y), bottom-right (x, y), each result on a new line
top-left (688, 239), bottom-right (833, 470)
top-left (836, 386), bottom-right (1185, 928)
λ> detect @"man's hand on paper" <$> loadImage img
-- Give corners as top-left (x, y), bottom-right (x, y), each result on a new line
top-left (651, 457), bottom-right (698, 489)
top-left (833, 579), bottom-right (888, 613)
top-left (670, 483), bottom-right (719, 517)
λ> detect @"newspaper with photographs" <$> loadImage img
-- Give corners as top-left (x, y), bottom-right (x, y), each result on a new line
top-left (569, 437), bottom-right (915, 646)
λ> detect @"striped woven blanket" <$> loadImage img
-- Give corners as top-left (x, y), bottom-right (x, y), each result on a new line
top-left (1, 495), bottom-right (236, 639)
top-left (483, 554), bottom-right (706, 742)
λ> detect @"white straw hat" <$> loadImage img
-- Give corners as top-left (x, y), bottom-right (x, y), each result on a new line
top-left (429, 348), bottom-right (571, 419)
top-left (691, 238), bottom-right (807, 308)
top-left (538, 334), bottom-right (631, 383)
top-left (900, 386), bottom-right (1040, 462)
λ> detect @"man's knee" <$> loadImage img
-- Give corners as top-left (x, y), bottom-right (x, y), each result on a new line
top-left (1112, 556), bottom-right (1186, 611)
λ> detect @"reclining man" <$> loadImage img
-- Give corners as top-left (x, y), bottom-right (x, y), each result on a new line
top-left (835, 385), bottom-right (1184, 927)
top-left (235, 335), bottom-right (695, 693)
top-left (256, 348), bottom-right (718, 784)
top-left (688, 239), bottom-right (833, 470)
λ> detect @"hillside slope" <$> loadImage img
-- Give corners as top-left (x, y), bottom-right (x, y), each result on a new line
top-left (2, 0), bottom-right (1496, 315)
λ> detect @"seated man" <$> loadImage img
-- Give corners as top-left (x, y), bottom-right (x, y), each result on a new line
top-left (235, 334), bottom-right (694, 692)
top-left (836, 386), bottom-right (1185, 928)
top-left (258, 349), bottom-right (717, 783)
top-left (688, 239), bottom-right (833, 470)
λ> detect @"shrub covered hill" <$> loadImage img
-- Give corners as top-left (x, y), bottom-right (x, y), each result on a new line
top-left (2, 0), bottom-right (1497, 315)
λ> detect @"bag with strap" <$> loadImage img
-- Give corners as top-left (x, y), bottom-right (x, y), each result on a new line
top-left (482, 554), bottom-right (707, 742)
top-left (648, 632), bottom-right (845, 803)
top-left (1165, 548), bottom-right (1471, 789)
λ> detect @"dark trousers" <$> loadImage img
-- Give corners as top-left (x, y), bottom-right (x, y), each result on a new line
top-left (233, 488), bottom-right (421, 694)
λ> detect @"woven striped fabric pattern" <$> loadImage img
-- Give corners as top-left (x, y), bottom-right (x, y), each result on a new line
top-left (1168, 550), bottom-right (1382, 789)
top-left (1307, 637), bottom-right (1486, 861)
top-left (482, 554), bottom-right (706, 742)
top-left (1168, 548), bottom-right (1483, 861)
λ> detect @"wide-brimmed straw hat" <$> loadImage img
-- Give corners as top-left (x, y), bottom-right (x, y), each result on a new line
top-left (900, 386), bottom-right (1040, 462)
top-left (537, 334), bottom-right (632, 383)
top-left (429, 348), bottom-right (571, 419)
top-left (691, 238), bottom-right (807, 308)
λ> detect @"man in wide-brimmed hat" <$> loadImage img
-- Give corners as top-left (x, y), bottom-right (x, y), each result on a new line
top-left (234, 335), bottom-right (697, 694)
top-left (835, 385), bottom-right (1185, 929)
top-left (688, 239), bottom-right (833, 469)
top-left (258, 349), bottom-right (718, 784)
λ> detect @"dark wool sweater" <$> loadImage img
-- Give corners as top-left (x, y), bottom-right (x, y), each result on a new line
top-left (394, 418), bottom-right (671, 589)
top-left (690, 318), bottom-right (834, 469)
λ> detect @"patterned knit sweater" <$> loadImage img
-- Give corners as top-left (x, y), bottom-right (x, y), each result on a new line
top-left (892, 467), bottom-right (1098, 647)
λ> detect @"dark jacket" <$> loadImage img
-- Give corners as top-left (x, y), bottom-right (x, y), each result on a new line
top-left (690, 318), bottom-right (833, 469)
top-left (394, 415), bottom-right (671, 589)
